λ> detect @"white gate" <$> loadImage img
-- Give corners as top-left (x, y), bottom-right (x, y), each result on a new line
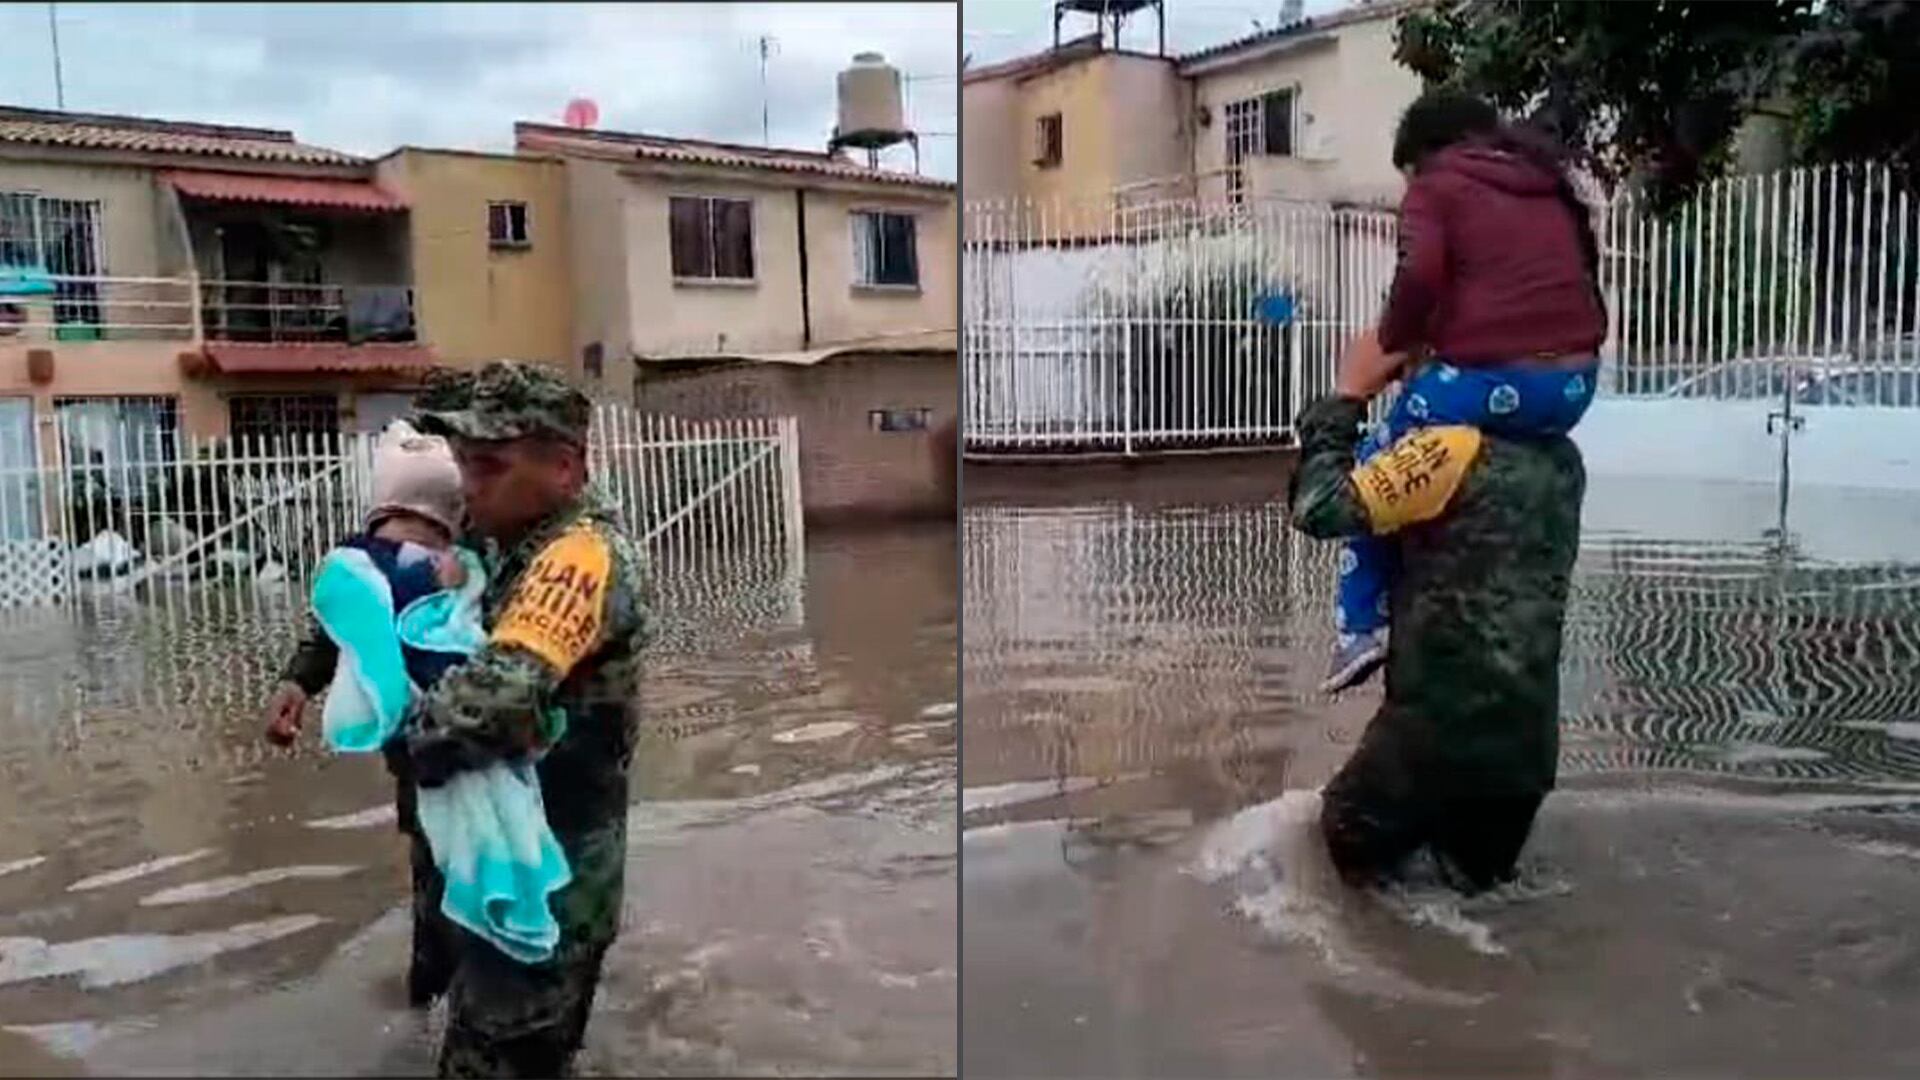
top-left (0, 403), bottom-right (803, 612)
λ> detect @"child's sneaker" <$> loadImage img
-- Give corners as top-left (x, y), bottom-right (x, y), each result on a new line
top-left (1322, 630), bottom-right (1388, 693)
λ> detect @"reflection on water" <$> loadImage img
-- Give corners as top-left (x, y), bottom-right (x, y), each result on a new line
top-left (964, 498), bottom-right (1920, 797)
top-left (0, 527), bottom-right (955, 1076)
top-left (962, 481), bottom-right (1920, 1078)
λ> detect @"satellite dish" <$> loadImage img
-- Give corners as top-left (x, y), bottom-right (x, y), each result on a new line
top-left (563, 98), bottom-right (599, 129)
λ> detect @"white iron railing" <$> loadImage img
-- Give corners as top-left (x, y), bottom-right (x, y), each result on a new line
top-left (1599, 161), bottom-right (1920, 403)
top-left (963, 196), bottom-right (1396, 453)
top-left (0, 404), bottom-right (803, 613)
top-left (0, 275), bottom-right (197, 341)
top-left (963, 162), bottom-right (1920, 454)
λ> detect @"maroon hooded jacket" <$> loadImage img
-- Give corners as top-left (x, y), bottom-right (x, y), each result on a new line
top-left (1376, 139), bottom-right (1607, 365)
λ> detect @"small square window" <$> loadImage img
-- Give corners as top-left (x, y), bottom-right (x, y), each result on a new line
top-left (869, 407), bottom-right (930, 433)
top-left (488, 201), bottom-right (531, 249)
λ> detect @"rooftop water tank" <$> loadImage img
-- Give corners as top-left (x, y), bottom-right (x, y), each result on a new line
top-left (835, 52), bottom-right (909, 150)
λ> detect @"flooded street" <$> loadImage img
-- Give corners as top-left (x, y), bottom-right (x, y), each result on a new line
top-left (0, 524), bottom-right (956, 1078)
top-left (962, 472), bottom-right (1920, 1078)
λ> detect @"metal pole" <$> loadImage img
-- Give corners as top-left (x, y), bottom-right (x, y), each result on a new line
top-left (48, 2), bottom-right (65, 110)
top-left (758, 35), bottom-right (774, 147)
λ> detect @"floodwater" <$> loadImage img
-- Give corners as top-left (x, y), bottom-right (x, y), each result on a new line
top-left (962, 472), bottom-right (1920, 1079)
top-left (0, 523), bottom-right (956, 1078)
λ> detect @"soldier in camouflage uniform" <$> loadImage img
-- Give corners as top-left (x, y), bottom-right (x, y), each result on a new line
top-left (1288, 333), bottom-right (1585, 894)
top-left (407, 360), bottom-right (650, 1079)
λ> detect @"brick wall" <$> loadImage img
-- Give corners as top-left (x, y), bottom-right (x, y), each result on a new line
top-left (635, 350), bottom-right (957, 525)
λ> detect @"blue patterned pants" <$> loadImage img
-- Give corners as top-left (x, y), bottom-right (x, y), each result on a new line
top-left (1336, 359), bottom-right (1600, 637)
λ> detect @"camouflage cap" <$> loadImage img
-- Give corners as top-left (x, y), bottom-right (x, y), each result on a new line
top-left (413, 359), bottom-right (592, 445)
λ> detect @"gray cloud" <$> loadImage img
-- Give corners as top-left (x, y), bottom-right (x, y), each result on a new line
top-left (0, 2), bottom-right (955, 178)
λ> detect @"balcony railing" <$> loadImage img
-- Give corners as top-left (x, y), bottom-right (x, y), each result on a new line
top-left (0, 274), bottom-right (198, 341)
top-left (0, 274), bottom-right (420, 346)
top-left (200, 281), bottom-right (417, 345)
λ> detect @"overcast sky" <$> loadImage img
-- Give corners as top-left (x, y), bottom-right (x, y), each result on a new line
top-left (962, 0), bottom-right (1345, 67)
top-left (0, 2), bottom-right (957, 179)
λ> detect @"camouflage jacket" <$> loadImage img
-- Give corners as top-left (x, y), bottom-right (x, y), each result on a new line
top-left (1288, 394), bottom-right (1585, 798)
top-left (405, 489), bottom-right (651, 952)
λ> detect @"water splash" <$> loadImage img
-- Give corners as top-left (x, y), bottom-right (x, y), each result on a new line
top-left (1187, 790), bottom-right (1361, 973)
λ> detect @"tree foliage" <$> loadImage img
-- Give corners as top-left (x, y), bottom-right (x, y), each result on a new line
top-left (1395, 0), bottom-right (1915, 211)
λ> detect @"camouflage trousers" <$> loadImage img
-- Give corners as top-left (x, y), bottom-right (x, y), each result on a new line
top-left (436, 935), bottom-right (612, 1079)
top-left (1319, 727), bottom-right (1547, 895)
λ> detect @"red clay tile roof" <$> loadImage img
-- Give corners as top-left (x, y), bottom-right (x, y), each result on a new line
top-left (0, 105), bottom-right (363, 166)
top-left (515, 122), bottom-right (953, 191)
top-left (162, 170), bottom-right (406, 212)
top-left (1177, 0), bottom-right (1430, 70)
top-left (201, 342), bottom-right (436, 375)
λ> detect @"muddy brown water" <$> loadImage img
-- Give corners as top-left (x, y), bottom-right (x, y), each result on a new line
top-left (962, 475), bottom-right (1920, 1079)
top-left (0, 524), bottom-right (956, 1078)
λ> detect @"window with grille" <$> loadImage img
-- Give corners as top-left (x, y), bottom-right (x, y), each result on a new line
top-left (1035, 113), bottom-right (1064, 168)
top-left (668, 196), bottom-right (755, 281)
top-left (1224, 99), bottom-right (1262, 205)
top-left (2, 193), bottom-right (104, 328)
top-left (54, 395), bottom-right (180, 495)
top-left (488, 201), bottom-right (531, 249)
top-left (228, 394), bottom-right (342, 443)
top-left (851, 211), bottom-right (919, 288)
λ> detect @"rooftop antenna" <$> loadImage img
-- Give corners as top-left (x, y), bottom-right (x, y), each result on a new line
top-left (47, 2), bottom-right (65, 110)
top-left (757, 34), bottom-right (780, 146)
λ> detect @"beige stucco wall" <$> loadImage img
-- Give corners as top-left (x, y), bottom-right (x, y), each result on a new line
top-left (960, 77), bottom-right (1022, 204)
top-left (964, 53), bottom-right (1185, 233)
top-left (621, 173), bottom-right (805, 360)
top-left (806, 189), bottom-right (956, 347)
top-left (602, 166), bottom-right (956, 377)
top-left (375, 149), bottom-right (573, 372)
top-left (562, 157), bottom-right (637, 397)
top-left (0, 156), bottom-right (171, 278)
top-left (1102, 56), bottom-right (1192, 199)
top-left (1191, 17), bottom-right (1419, 208)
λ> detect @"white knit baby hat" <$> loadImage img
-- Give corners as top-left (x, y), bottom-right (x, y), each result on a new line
top-left (368, 418), bottom-right (464, 536)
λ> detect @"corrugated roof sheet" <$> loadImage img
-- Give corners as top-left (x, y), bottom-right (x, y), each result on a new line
top-left (0, 106), bottom-right (362, 166)
top-left (201, 342), bottom-right (436, 375)
top-left (163, 170), bottom-right (406, 212)
top-left (516, 123), bottom-right (954, 191)
top-left (1176, 0), bottom-right (1427, 70)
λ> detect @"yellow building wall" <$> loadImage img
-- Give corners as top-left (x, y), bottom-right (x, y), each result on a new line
top-left (375, 149), bottom-right (575, 373)
top-left (621, 173), bottom-right (807, 359)
top-left (806, 189), bottom-right (957, 347)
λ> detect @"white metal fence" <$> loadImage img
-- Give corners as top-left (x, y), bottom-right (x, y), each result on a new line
top-left (963, 162), bottom-right (1920, 454)
top-left (0, 403), bottom-right (802, 612)
top-left (1602, 162), bottom-right (1920, 403)
top-left (963, 197), bottom-right (1396, 453)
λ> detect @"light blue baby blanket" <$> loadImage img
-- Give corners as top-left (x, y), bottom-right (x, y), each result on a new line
top-left (311, 544), bottom-right (573, 964)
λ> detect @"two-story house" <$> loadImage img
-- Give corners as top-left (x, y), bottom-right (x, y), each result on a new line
top-left (514, 121), bottom-right (959, 522)
top-left (0, 105), bottom-right (574, 471)
top-left (961, 0), bottom-right (1428, 220)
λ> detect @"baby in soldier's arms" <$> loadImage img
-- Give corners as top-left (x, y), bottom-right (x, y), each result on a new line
top-left (265, 420), bottom-right (474, 748)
